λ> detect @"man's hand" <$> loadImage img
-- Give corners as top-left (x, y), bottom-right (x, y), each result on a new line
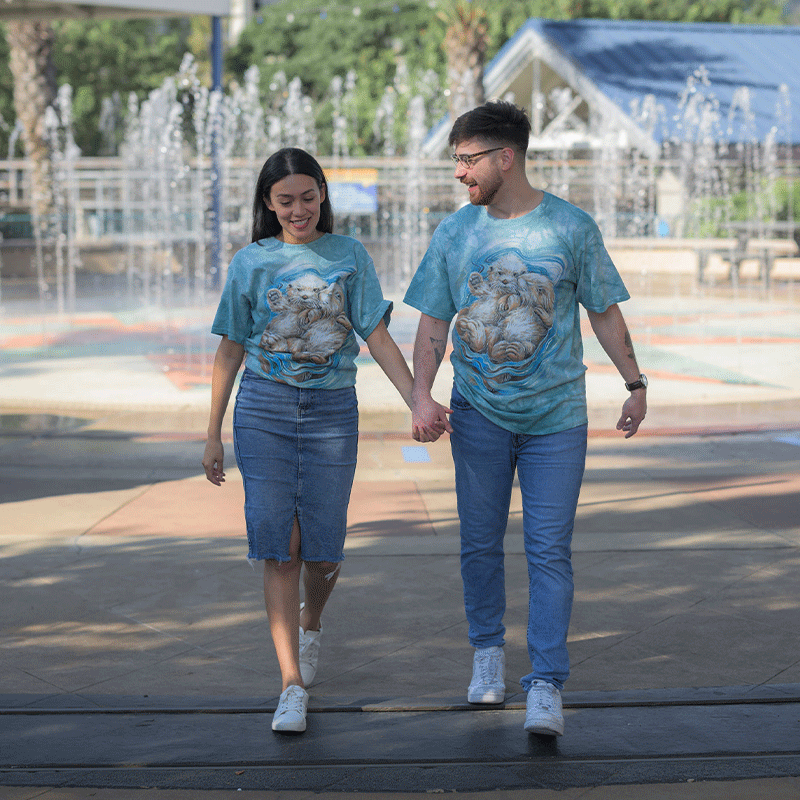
top-left (412, 395), bottom-right (453, 443)
top-left (587, 305), bottom-right (647, 439)
top-left (616, 391), bottom-right (647, 438)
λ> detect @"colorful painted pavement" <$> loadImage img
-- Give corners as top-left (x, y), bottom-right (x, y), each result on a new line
top-left (1, 291), bottom-right (799, 434)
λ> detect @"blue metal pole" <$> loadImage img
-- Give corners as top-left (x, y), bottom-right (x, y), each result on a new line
top-left (210, 16), bottom-right (223, 289)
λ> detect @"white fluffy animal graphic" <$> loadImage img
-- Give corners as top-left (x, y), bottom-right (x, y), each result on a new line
top-left (260, 274), bottom-right (352, 365)
top-left (455, 254), bottom-right (555, 363)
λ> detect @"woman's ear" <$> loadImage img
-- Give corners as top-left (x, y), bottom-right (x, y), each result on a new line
top-left (319, 182), bottom-right (327, 203)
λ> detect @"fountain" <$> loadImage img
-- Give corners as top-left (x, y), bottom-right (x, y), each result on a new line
top-left (0, 54), bottom-right (797, 405)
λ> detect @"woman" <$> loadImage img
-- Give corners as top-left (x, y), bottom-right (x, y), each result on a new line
top-left (202, 148), bottom-right (447, 733)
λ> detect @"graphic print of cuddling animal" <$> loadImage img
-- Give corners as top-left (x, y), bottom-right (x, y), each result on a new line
top-left (259, 274), bottom-right (353, 364)
top-left (455, 255), bottom-right (555, 363)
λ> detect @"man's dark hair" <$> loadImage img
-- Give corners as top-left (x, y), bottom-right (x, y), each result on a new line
top-left (448, 100), bottom-right (531, 154)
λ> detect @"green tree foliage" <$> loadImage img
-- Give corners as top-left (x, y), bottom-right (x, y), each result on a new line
top-left (229, 0), bottom-right (789, 155)
top-left (0, 30), bottom-right (17, 158)
top-left (50, 19), bottom-right (193, 155)
top-left (229, 0), bottom-right (445, 154)
top-left (687, 172), bottom-right (800, 237)
top-left (0, 19), bottom-right (194, 156)
top-left (0, 1), bottom-right (790, 157)
top-left (591, 0), bottom-right (783, 23)
top-left (477, 1), bottom-right (785, 61)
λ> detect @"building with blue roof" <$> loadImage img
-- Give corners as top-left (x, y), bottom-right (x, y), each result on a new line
top-left (425, 18), bottom-right (800, 157)
top-left (425, 18), bottom-right (799, 241)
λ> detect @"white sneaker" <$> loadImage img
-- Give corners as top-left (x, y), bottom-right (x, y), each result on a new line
top-left (299, 603), bottom-right (322, 687)
top-left (272, 685), bottom-right (308, 732)
top-left (524, 680), bottom-right (564, 736)
top-left (467, 646), bottom-right (506, 704)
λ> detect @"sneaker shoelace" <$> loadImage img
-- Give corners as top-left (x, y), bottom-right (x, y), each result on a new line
top-left (475, 650), bottom-right (501, 683)
top-left (530, 684), bottom-right (557, 712)
top-left (279, 686), bottom-right (306, 715)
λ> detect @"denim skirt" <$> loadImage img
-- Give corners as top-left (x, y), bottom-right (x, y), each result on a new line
top-left (233, 369), bottom-right (358, 563)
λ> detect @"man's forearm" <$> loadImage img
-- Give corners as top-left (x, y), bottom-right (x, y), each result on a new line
top-left (586, 304), bottom-right (640, 383)
top-left (412, 314), bottom-right (450, 400)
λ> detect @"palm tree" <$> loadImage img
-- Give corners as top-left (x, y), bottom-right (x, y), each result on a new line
top-left (439, 0), bottom-right (489, 121)
top-left (6, 20), bottom-right (57, 231)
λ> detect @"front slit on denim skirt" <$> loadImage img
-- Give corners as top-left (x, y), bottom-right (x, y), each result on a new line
top-left (232, 368), bottom-right (358, 563)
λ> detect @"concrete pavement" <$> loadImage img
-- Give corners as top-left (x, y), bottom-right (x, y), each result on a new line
top-left (1, 287), bottom-right (800, 796)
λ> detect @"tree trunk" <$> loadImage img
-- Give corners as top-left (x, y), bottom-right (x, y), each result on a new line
top-left (5, 20), bottom-right (57, 228)
top-left (442, 2), bottom-right (488, 121)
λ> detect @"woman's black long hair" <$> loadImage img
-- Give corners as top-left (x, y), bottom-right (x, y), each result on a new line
top-left (251, 147), bottom-right (334, 243)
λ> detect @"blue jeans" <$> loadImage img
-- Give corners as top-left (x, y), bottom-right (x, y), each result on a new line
top-left (449, 386), bottom-right (587, 691)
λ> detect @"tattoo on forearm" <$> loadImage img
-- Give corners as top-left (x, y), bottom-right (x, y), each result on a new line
top-left (624, 330), bottom-right (636, 361)
top-left (430, 337), bottom-right (446, 366)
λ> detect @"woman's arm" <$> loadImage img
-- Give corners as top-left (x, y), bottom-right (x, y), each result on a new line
top-left (365, 319), bottom-right (414, 407)
top-left (202, 335), bottom-right (246, 485)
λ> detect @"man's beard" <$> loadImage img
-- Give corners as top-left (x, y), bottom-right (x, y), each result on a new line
top-left (466, 175), bottom-right (501, 206)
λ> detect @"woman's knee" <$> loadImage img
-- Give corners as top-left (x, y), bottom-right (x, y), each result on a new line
top-left (265, 554), bottom-right (302, 576)
top-left (303, 560), bottom-right (341, 580)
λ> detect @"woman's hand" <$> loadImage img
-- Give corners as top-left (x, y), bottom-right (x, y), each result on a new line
top-left (202, 438), bottom-right (226, 486)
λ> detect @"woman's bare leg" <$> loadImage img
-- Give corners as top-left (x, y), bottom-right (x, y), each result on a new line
top-left (300, 559), bottom-right (341, 632)
top-left (263, 516), bottom-right (303, 690)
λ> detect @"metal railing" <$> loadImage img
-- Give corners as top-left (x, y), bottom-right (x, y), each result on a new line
top-left (1, 154), bottom-right (797, 293)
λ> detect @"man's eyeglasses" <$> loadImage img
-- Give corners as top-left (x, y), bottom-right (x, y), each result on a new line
top-left (450, 147), bottom-right (503, 168)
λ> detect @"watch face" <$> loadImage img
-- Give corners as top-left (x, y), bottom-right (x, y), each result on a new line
top-left (627, 374), bottom-right (647, 390)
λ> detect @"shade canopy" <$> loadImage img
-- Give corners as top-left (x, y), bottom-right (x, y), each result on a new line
top-left (0, 0), bottom-right (229, 20)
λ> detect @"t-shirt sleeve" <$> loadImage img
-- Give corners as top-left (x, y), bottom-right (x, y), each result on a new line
top-left (211, 252), bottom-right (253, 343)
top-left (347, 241), bottom-right (392, 340)
top-left (403, 225), bottom-right (458, 321)
top-left (574, 223), bottom-right (630, 312)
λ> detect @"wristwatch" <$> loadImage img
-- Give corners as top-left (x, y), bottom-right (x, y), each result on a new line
top-left (625, 374), bottom-right (648, 391)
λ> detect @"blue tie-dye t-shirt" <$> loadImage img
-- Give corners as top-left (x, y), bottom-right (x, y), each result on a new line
top-left (403, 192), bottom-right (629, 435)
top-left (212, 234), bottom-right (391, 389)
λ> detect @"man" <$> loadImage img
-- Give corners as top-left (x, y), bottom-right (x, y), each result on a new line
top-left (406, 101), bottom-right (647, 737)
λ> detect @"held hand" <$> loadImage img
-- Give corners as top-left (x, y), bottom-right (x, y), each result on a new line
top-left (202, 439), bottom-right (226, 485)
top-left (430, 399), bottom-right (454, 436)
top-left (412, 396), bottom-right (453, 443)
top-left (616, 391), bottom-right (647, 439)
